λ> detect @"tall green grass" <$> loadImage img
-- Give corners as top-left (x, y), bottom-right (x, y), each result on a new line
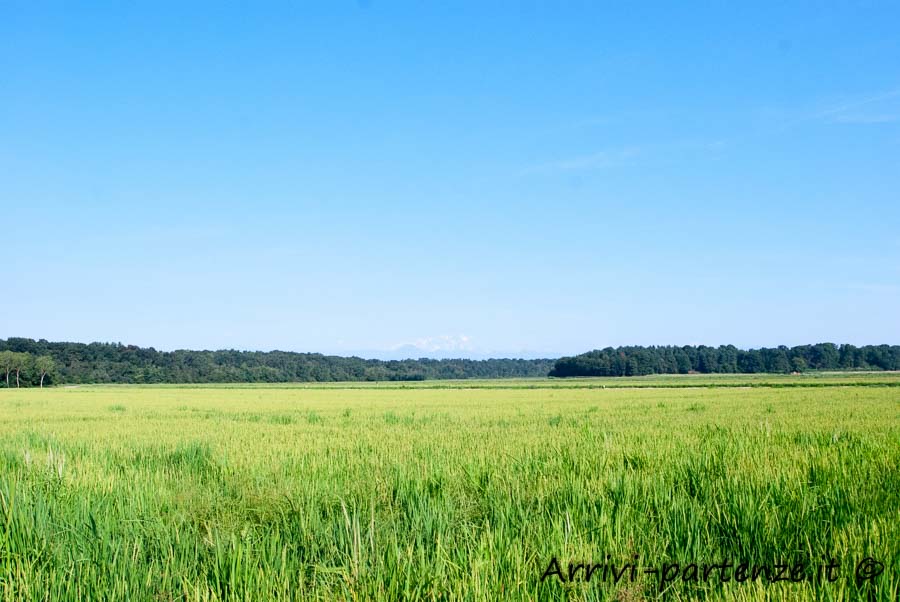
top-left (1, 382), bottom-right (897, 600)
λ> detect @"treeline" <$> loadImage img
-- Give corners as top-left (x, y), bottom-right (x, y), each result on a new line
top-left (0, 338), bottom-right (555, 385)
top-left (4, 338), bottom-right (897, 386)
top-left (550, 344), bottom-right (900, 377)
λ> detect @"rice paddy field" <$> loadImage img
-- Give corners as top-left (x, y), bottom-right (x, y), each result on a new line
top-left (1, 374), bottom-right (898, 601)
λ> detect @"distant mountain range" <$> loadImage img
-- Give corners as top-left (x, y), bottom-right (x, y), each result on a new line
top-left (342, 345), bottom-right (562, 361)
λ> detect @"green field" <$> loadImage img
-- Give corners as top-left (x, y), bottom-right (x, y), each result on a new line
top-left (1, 374), bottom-right (898, 600)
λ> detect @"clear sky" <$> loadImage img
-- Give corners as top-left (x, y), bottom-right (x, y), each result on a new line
top-left (2, 2), bottom-right (898, 358)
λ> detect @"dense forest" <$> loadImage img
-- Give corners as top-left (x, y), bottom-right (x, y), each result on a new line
top-left (0, 338), bottom-right (555, 386)
top-left (550, 344), bottom-right (900, 377)
top-left (1, 339), bottom-right (898, 386)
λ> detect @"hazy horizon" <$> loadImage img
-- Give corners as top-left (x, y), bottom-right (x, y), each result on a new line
top-left (4, 333), bottom-right (900, 364)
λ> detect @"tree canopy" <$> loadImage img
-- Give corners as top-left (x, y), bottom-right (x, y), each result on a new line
top-left (0, 338), bottom-right (555, 385)
top-left (549, 344), bottom-right (900, 377)
top-left (1, 339), bottom-right (897, 386)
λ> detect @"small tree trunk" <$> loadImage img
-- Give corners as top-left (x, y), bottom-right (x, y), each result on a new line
top-left (15, 369), bottom-right (20, 388)
top-left (40, 372), bottom-right (46, 388)
top-left (4, 369), bottom-right (8, 388)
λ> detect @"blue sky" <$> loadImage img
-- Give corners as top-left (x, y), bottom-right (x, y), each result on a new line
top-left (2, 2), bottom-right (898, 358)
